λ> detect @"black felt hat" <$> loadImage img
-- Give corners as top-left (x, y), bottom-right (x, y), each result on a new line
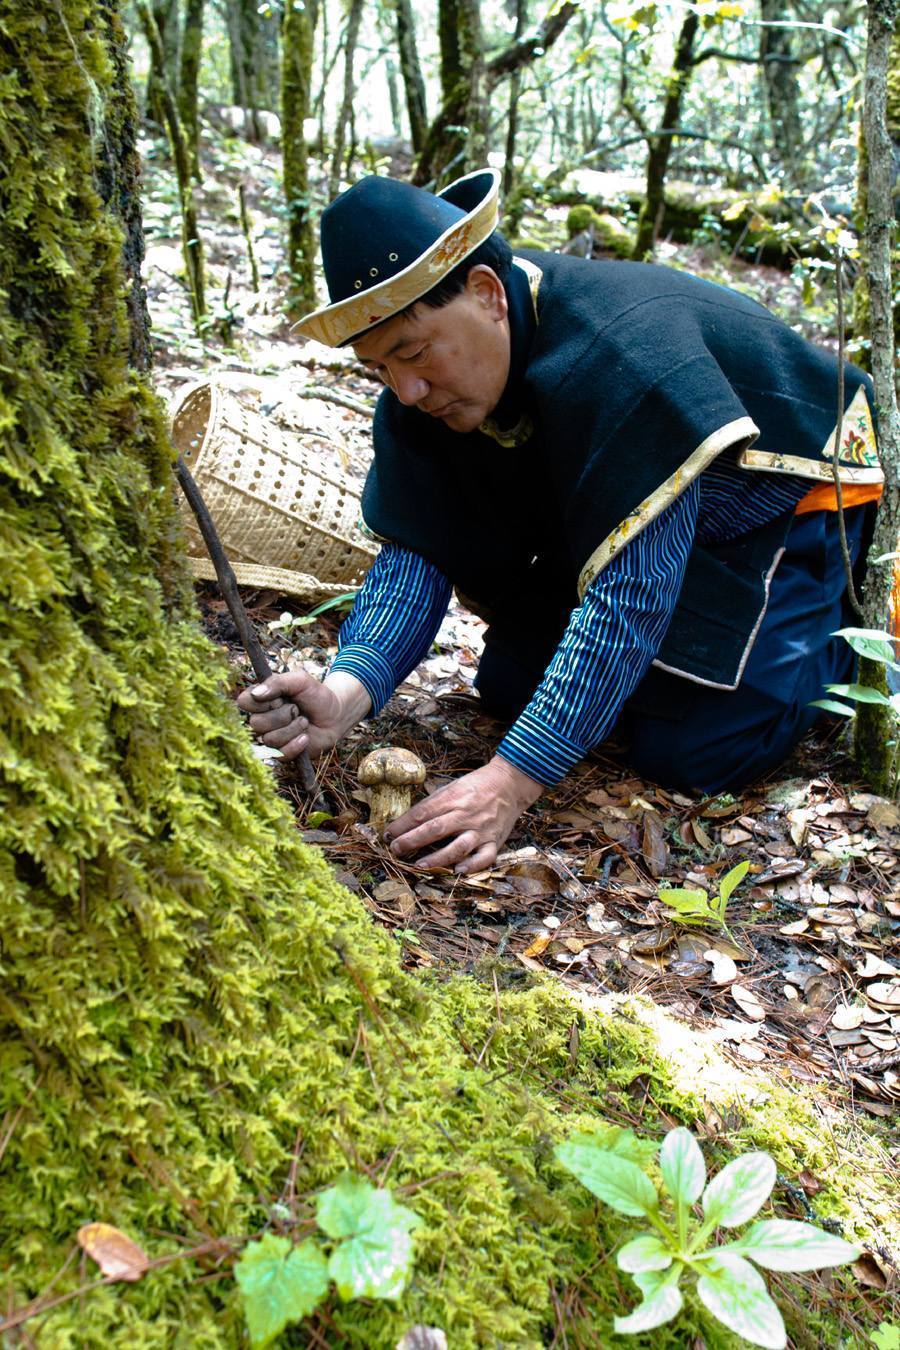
top-left (292, 168), bottom-right (500, 347)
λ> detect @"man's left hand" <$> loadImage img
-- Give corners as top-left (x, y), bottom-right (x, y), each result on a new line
top-left (384, 756), bottom-right (543, 874)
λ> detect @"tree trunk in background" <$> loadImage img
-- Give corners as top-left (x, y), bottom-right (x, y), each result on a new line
top-left (283, 0), bottom-right (319, 314)
top-left (413, 0), bottom-right (487, 186)
top-left (98, 0), bottom-right (153, 371)
top-left (502, 0), bottom-right (527, 196)
top-left (145, 0), bottom-right (179, 126)
top-left (395, 0), bottom-right (428, 153)
top-left (854, 0), bottom-right (900, 794)
top-left (178, 0), bottom-right (205, 179)
top-left (328, 0), bottom-right (365, 197)
top-left (386, 55), bottom-right (402, 136)
top-left (228, 0), bottom-right (280, 140)
top-left (632, 10), bottom-right (699, 259)
top-left (137, 1), bottom-right (206, 326)
top-left (759, 0), bottom-right (804, 181)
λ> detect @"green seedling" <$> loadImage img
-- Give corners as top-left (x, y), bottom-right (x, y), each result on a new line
top-left (269, 592), bottom-right (358, 635)
top-left (235, 1174), bottom-right (420, 1348)
top-left (658, 859), bottom-right (749, 938)
top-left (556, 1126), bottom-right (860, 1349)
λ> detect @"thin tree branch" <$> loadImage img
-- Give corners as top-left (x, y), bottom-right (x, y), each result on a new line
top-left (486, 1), bottom-right (579, 82)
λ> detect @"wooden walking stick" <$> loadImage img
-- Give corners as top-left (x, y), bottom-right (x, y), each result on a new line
top-left (174, 455), bottom-right (322, 797)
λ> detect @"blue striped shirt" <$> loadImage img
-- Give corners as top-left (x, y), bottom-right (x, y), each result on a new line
top-left (331, 451), bottom-right (809, 785)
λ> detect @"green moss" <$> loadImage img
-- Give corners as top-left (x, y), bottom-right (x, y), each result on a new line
top-left (565, 204), bottom-right (634, 258)
top-left (0, 6), bottom-right (894, 1348)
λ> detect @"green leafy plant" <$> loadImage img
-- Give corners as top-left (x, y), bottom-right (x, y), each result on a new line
top-left (658, 860), bottom-right (749, 938)
top-left (268, 592), bottom-right (358, 635)
top-left (812, 626), bottom-right (900, 718)
top-left (234, 1174), bottom-right (420, 1347)
top-left (872, 1324), bottom-right (900, 1350)
top-left (556, 1126), bottom-right (860, 1349)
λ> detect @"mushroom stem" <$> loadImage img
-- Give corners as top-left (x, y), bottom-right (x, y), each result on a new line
top-left (357, 747), bottom-right (427, 838)
top-left (368, 784), bottom-right (413, 835)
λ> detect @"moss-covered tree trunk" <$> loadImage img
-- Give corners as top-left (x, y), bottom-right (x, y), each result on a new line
top-left (412, 0), bottom-right (487, 187)
top-left (632, 10), bottom-right (699, 259)
top-left (328, 0), bottom-right (365, 198)
top-left (854, 0), bottom-right (900, 793)
top-left (282, 0), bottom-right (319, 315)
top-left (178, 0), bottom-right (205, 180)
top-left (137, 0), bottom-right (206, 327)
top-left (145, 0), bottom-right (180, 127)
top-left (394, 0), bottom-right (428, 154)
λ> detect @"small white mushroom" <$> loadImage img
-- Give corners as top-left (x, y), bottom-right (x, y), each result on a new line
top-left (357, 747), bottom-right (426, 836)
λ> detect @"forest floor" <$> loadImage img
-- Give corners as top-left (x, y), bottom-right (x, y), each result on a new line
top-left (144, 122), bottom-right (900, 1307)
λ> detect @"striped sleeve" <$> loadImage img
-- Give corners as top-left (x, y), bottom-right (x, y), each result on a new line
top-left (497, 483), bottom-right (700, 785)
top-left (330, 543), bottom-right (452, 714)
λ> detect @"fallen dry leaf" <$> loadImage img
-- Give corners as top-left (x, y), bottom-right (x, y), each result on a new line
top-left (807, 906), bottom-right (854, 926)
top-left (632, 925), bottom-right (676, 956)
top-left (857, 954), bottom-right (900, 980)
top-left (831, 1004), bottom-right (865, 1031)
top-left (714, 1017), bottom-right (761, 1043)
top-left (503, 860), bottom-right (562, 897)
top-left (851, 1252), bottom-right (889, 1290)
top-left (522, 932), bottom-right (552, 959)
top-left (641, 813), bottom-right (669, 877)
top-left (77, 1223), bottom-right (148, 1282)
top-left (730, 985), bottom-right (766, 1021)
top-left (867, 981), bottom-right (900, 1012)
top-left (704, 949), bottom-right (737, 985)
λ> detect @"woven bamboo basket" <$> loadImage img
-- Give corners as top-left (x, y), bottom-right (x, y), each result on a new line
top-left (169, 378), bottom-right (379, 602)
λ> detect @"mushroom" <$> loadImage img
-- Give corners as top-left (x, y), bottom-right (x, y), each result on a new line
top-left (357, 747), bottom-right (426, 836)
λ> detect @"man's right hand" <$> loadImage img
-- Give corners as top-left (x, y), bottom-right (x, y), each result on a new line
top-left (236, 670), bottom-right (372, 761)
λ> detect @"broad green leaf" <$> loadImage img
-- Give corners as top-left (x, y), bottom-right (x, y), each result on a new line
top-left (617, 1232), bottom-right (673, 1273)
top-left (833, 627), bottom-right (896, 664)
top-left (633, 1266), bottom-right (671, 1296)
top-left (658, 887), bottom-right (710, 912)
top-left (235, 1234), bottom-right (329, 1349)
top-left (824, 683), bottom-right (893, 706)
top-left (718, 860), bottom-right (750, 906)
top-left (872, 1323), bottom-right (900, 1350)
top-left (659, 1127), bottom-right (706, 1206)
top-left (614, 1277), bottom-right (682, 1334)
top-left (555, 1143), bottom-right (659, 1217)
top-left (810, 697), bottom-right (856, 717)
top-left (702, 1152), bottom-right (775, 1228)
top-left (562, 1126), bottom-right (657, 1166)
top-left (696, 1252), bottom-right (786, 1349)
top-left (724, 1219), bottom-right (861, 1271)
top-left (316, 1176), bottom-right (420, 1301)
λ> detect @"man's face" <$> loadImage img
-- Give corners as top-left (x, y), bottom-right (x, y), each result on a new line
top-left (352, 265), bottom-right (511, 434)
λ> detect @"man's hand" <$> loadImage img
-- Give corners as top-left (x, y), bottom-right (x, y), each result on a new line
top-left (236, 670), bottom-right (371, 760)
top-left (384, 756), bottom-right (543, 874)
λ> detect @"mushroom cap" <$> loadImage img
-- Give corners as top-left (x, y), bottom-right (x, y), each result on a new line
top-left (358, 746), bottom-right (426, 786)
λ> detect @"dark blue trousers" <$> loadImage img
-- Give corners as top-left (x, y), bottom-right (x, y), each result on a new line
top-left (474, 507), bottom-right (868, 795)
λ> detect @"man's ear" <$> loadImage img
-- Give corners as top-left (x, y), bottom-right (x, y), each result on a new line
top-left (466, 265), bottom-right (508, 320)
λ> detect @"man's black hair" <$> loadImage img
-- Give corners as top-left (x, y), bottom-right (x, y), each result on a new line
top-left (407, 229), bottom-right (513, 313)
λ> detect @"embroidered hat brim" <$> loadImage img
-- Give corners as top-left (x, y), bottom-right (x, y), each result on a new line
top-left (291, 168), bottom-right (501, 348)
